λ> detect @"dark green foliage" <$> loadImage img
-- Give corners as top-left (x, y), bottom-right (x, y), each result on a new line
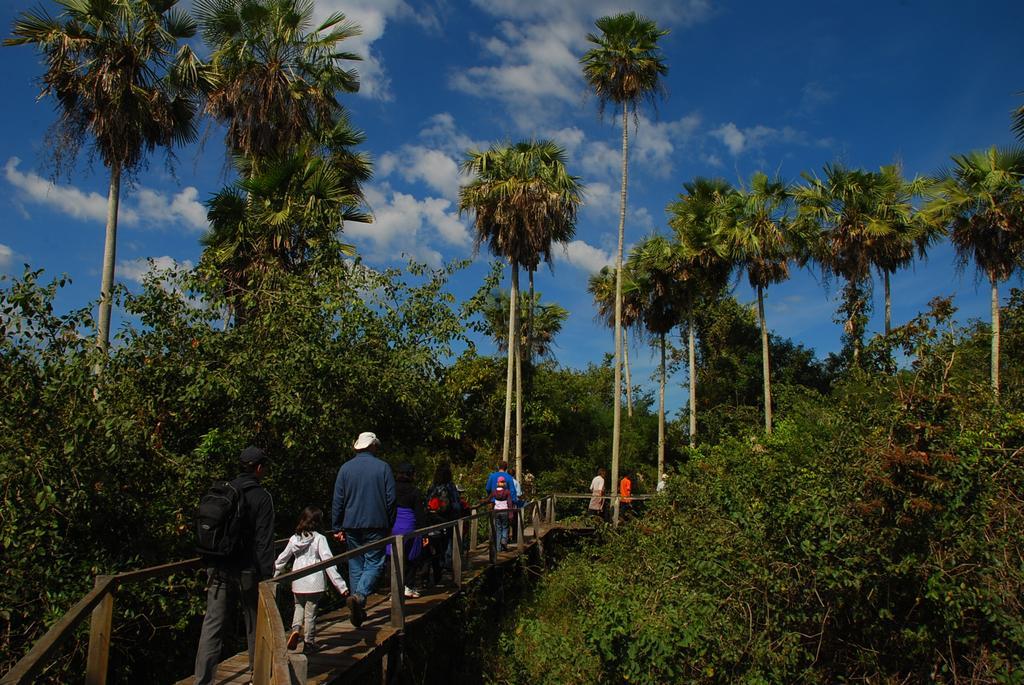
top-left (0, 261), bottom-right (475, 681)
top-left (501, 297), bottom-right (1024, 684)
top-left (688, 294), bottom-right (835, 444)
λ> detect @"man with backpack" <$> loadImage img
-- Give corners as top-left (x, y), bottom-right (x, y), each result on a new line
top-left (194, 446), bottom-right (275, 685)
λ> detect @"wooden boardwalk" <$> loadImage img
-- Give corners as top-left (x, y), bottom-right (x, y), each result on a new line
top-left (174, 530), bottom-right (546, 685)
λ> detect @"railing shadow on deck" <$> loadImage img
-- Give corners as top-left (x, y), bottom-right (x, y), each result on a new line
top-left (0, 494), bottom-right (570, 685)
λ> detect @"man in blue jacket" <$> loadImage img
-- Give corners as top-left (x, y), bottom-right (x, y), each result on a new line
top-left (332, 432), bottom-right (396, 627)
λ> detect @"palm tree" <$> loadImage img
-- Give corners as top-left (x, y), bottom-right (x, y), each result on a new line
top-left (1013, 97), bottom-right (1024, 142)
top-left (460, 140), bottom-right (582, 476)
top-left (720, 172), bottom-right (797, 433)
top-left (199, 120), bottom-right (372, 320)
top-left (482, 289), bottom-right (569, 359)
top-left (629, 235), bottom-right (684, 478)
top-left (794, 165), bottom-right (891, 367)
top-left (868, 165), bottom-right (935, 335)
top-left (7, 0), bottom-right (204, 357)
top-left (923, 146), bottom-right (1024, 397)
top-left (588, 265), bottom-right (642, 415)
top-left (194, 0), bottom-right (362, 169)
top-left (581, 12), bottom-right (668, 514)
top-left (667, 178), bottom-right (734, 447)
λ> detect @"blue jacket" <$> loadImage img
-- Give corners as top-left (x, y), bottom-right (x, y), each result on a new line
top-left (331, 452), bottom-right (397, 531)
top-left (485, 470), bottom-right (517, 500)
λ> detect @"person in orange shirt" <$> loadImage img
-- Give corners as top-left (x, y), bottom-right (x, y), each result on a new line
top-left (619, 472), bottom-right (633, 518)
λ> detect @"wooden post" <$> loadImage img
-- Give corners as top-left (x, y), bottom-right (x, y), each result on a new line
top-left (390, 536), bottom-right (405, 630)
top-left (469, 509), bottom-right (479, 554)
top-left (515, 509), bottom-right (525, 549)
top-left (488, 512), bottom-right (497, 565)
top-left (85, 576), bottom-right (114, 685)
top-left (252, 581), bottom-right (276, 685)
top-left (532, 504), bottom-right (541, 542)
top-left (549, 496), bottom-right (557, 524)
top-left (452, 521), bottom-right (464, 587)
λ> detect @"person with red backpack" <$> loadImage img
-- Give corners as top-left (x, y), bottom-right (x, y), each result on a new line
top-left (425, 462), bottom-right (465, 585)
top-left (490, 475), bottom-right (514, 551)
top-left (193, 446), bottom-right (275, 685)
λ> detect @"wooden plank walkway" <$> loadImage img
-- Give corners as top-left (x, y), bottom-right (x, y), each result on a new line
top-left (175, 527), bottom-right (549, 685)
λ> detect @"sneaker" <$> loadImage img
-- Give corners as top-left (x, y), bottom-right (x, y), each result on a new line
top-left (347, 594), bottom-right (365, 628)
top-left (287, 629), bottom-right (302, 650)
top-left (403, 586), bottom-right (420, 599)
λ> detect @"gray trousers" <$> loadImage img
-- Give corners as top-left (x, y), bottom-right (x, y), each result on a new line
top-left (291, 591), bottom-right (323, 643)
top-left (194, 569), bottom-right (258, 685)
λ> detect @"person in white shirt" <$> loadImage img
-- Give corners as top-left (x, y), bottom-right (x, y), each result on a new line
top-left (588, 467), bottom-right (607, 520)
top-left (275, 506), bottom-right (348, 651)
top-left (657, 473), bottom-right (668, 492)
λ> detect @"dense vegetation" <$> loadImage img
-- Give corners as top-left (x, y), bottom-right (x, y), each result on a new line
top-left (500, 295), bottom-right (1024, 684)
top-left (3, 0), bottom-right (1023, 682)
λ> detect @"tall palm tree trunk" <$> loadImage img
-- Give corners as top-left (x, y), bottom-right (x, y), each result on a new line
top-left (527, 268), bottom-right (535, 366)
top-left (884, 270), bottom-right (892, 336)
top-left (658, 331), bottom-right (666, 480)
top-left (96, 162), bottom-right (122, 360)
top-left (502, 261), bottom-right (518, 462)
top-left (758, 285), bottom-right (773, 434)
top-left (991, 274), bottom-right (1000, 399)
top-left (623, 328), bottom-right (634, 417)
top-left (688, 308), bottom-right (697, 448)
top-left (515, 275), bottom-right (524, 480)
top-left (611, 100), bottom-right (629, 525)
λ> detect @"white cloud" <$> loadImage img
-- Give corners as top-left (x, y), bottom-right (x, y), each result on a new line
top-left (349, 184), bottom-right (469, 265)
top-left (375, 113), bottom-right (489, 202)
top-left (711, 122), bottom-right (747, 155)
top-left (4, 157), bottom-right (137, 225)
top-left (455, 1), bottom-right (712, 126)
top-left (4, 157), bottom-right (207, 232)
top-left (557, 239), bottom-right (614, 274)
top-left (134, 186), bottom-right (208, 232)
top-left (710, 122), bottom-right (818, 156)
top-left (117, 256), bottom-right (194, 284)
top-left (0, 243), bottom-right (13, 270)
top-left (314, 0), bottom-right (442, 102)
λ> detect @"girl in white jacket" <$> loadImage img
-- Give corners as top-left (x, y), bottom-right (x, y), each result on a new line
top-left (275, 506), bottom-right (348, 651)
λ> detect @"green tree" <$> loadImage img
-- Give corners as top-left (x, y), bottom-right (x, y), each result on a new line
top-left (6, 0), bottom-right (204, 357)
top-left (629, 235), bottom-right (686, 478)
top-left (194, 0), bottom-right (362, 169)
top-left (588, 265), bottom-right (642, 416)
top-left (482, 289), bottom-right (569, 360)
top-left (459, 140), bottom-right (582, 477)
top-left (868, 165), bottom-right (934, 335)
top-left (199, 116), bottom-right (372, 322)
top-left (720, 172), bottom-right (798, 433)
top-left (923, 146), bottom-right (1024, 397)
top-left (667, 178), bottom-right (734, 446)
top-left (795, 165), bottom-right (891, 367)
top-left (581, 12), bottom-right (668, 517)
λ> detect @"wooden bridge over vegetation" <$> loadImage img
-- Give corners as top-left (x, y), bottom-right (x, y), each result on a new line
top-left (2, 494), bottom-right (652, 685)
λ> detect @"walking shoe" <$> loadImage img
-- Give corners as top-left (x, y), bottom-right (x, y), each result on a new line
top-left (347, 594), bottom-right (365, 628)
top-left (286, 629), bottom-right (302, 650)
top-left (403, 586), bottom-right (421, 599)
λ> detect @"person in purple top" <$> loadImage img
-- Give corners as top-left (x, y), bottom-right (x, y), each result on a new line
top-left (331, 432), bottom-right (396, 627)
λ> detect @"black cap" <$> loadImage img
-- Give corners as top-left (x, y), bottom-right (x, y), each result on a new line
top-left (239, 446), bottom-right (269, 465)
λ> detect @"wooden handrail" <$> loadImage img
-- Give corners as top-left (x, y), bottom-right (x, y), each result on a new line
top-left (1, 497), bottom-right (562, 685)
top-left (1, 576), bottom-right (117, 685)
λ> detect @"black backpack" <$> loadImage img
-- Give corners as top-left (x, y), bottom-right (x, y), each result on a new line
top-left (195, 478), bottom-right (256, 561)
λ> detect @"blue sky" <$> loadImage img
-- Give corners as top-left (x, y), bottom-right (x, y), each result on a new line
top-left (1, 0), bottom-right (1022, 416)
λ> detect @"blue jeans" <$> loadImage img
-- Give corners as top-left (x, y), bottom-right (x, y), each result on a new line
top-left (346, 528), bottom-right (388, 602)
top-left (494, 513), bottom-right (510, 549)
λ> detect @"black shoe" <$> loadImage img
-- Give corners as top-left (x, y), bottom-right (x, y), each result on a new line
top-left (347, 594), bottom-right (365, 628)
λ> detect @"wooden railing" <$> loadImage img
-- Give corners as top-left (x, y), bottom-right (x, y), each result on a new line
top-left (0, 493), bottom-right (581, 685)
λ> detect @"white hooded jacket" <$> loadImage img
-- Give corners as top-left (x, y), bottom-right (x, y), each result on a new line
top-left (274, 532), bottom-right (348, 595)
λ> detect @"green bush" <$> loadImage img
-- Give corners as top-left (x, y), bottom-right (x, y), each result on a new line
top-left (500, 300), bottom-right (1024, 684)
